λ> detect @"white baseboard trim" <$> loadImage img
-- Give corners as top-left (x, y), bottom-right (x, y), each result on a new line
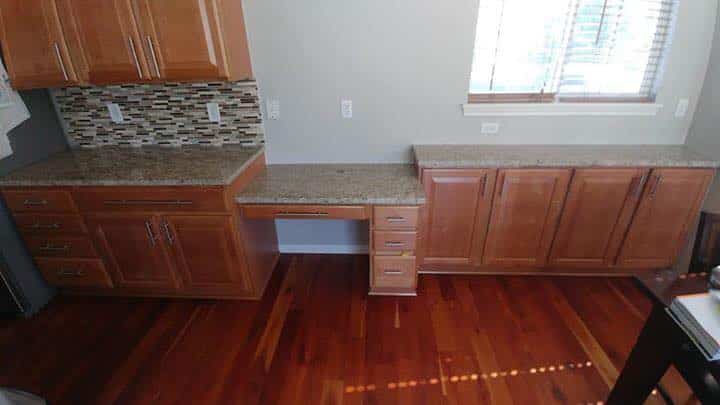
top-left (279, 244), bottom-right (369, 254)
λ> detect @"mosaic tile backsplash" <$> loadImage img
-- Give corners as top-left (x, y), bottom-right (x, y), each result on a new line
top-left (51, 81), bottom-right (264, 148)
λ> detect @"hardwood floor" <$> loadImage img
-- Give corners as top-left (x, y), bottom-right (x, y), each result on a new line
top-left (0, 254), bottom-right (693, 404)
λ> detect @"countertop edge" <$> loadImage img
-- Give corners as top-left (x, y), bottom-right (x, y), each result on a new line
top-left (235, 197), bottom-right (427, 206)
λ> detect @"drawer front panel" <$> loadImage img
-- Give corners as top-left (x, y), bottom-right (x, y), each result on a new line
top-left (36, 258), bottom-right (113, 288)
top-left (373, 206), bottom-right (419, 230)
top-left (373, 231), bottom-right (417, 252)
top-left (372, 256), bottom-right (416, 289)
top-left (25, 235), bottom-right (98, 258)
top-left (3, 190), bottom-right (76, 213)
top-left (242, 205), bottom-right (370, 220)
top-left (13, 214), bottom-right (87, 235)
top-left (73, 187), bottom-right (227, 213)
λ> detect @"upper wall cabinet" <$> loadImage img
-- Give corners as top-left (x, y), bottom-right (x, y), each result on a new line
top-left (0, 0), bottom-right (253, 89)
top-left (0, 0), bottom-right (80, 89)
top-left (133, 0), bottom-right (251, 81)
top-left (63, 0), bottom-right (152, 84)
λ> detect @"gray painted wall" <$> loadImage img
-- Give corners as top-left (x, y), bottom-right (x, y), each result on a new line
top-left (242, 0), bottom-right (720, 252)
top-left (1, 90), bottom-right (68, 313)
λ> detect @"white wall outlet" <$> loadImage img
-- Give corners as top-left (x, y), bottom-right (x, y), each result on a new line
top-left (206, 102), bottom-right (221, 123)
top-left (106, 103), bottom-right (124, 123)
top-left (480, 122), bottom-right (500, 135)
top-left (675, 98), bottom-right (690, 118)
top-left (341, 99), bottom-right (352, 119)
top-left (266, 99), bottom-right (280, 120)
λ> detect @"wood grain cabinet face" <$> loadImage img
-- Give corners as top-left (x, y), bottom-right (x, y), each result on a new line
top-left (134, 0), bottom-right (235, 81)
top-left (483, 169), bottom-right (571, 267)
top-left (616, 168), bottom-right (714, 269)
top-left (64, 0), bottom-right (151, 83)
top-left (549, 168), bottom-right (648, 268)
top-left (421, 169), bottom-right (496, 266)
top-left (162, 215), bottom-right (251, 295)
top-left (0, 0), bottom-right (79, 88)
top-left (86, 213), bottom-right (180, 291)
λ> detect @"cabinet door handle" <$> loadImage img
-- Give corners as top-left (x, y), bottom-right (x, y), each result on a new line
top-left (383, 269), bottom-right (403, 275)
top-left (128, 37), bottom-right (143, 78)
top-left (384, 241), bottom-right (405, 247)
top-left (23, 199), bottom-right (48, 206)
top-left (480, 174), bottom-right (488, 197)
top-left (650, 175), bottom-right (662, 197)
top-left (144, 221), bottom-right (157, 247)
top-left (40, 244), bottom-right (70, 252)
top-left (31, 223), bottom-right (60, 230)
top-left (162, 221), bottom-right (174, 245)
top-left (57, 269), bottom-right (85, 277)
top-left (498, 175), bottom-right (506, 197)
top-left (386, 217), bottom-right (406, 223)
top-left (634, 174), bottom-right (648, 198)
top-left (146, 36), bottom-right (161, 77)
top-left (53, 42), bottom-right (69, 81)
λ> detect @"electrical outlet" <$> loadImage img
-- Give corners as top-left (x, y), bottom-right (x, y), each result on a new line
top-left (341, 99), bottom-right (352, 119)
top-left (266, 99), bottom-right (280, 120)
top-left (481, 122), bottom-right (500, 135)
top-left (675, 98), bottom-right (690, 118)
top-left (106, 103), bottom-right (124, 123)
top-left (206, 102), bottom-right (221, 122)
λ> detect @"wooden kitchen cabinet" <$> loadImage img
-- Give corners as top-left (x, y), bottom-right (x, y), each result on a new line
top-left (421, 169), bottom-right (496, 267)
top-left (549, 168), bottom-right (648, 268)
top-left (133, 0), bottom-right (252, 81)
top-left (163, 215), bottom-right (252, 296)
top-left (483, 169), bottom-right (571, 267)
top-left (0, 0), bottom-right (80, 88)
top-left (86, 213), bottom-right (180, 291)
top-left (616, 168), bottom-right (714, 269)
top-left (62, 0), bottom-right (152, 83)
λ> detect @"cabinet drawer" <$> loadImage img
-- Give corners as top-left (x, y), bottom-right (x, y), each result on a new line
top-left (35, 258), bottom-right (113, 288)
top-left (73, 187), bottom-right (227, 213)
top-left (242, 205), bottom-right (370, 220)
top-left (373, 231), bottom-right (417, 252)
top-left (373, 206), bottom-right (419, 229)
top-left (13, 214), bottom-right (87, 235)
top-left (3, 190), bottom-right (76, 213)
top-left (24, 235), bottom-right (97, 258)
top-left (372, 256), bottom-right (416, 290)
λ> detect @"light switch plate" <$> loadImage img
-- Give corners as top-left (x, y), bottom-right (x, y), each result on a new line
top-left (481, 122), bottom-right (500, 135)
top-left (106, 103), bottom-right (124, 123)
top-left (267, 99), bottom-right (280, 120)
top-left (206, 102), bottom-right (221, 122)
top-left (675, 98), bottom-right (690, 118)
top-left (341, 99), bottom-right (353, 119)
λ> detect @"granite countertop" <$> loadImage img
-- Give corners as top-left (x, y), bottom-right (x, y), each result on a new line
top-left (0, 145), bottom-right (264, 186)
top-left (414, 145), bottom-right (720, 169)
top-left (235, 164), bottom-right (426, 205)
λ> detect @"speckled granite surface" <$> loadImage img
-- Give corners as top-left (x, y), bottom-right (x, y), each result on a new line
top-left (414, 145), bottom-right (720, 168)
top-left (0, 145), bottom-right (264, 186)
top-left (236, 164), bottom-right (425, 205)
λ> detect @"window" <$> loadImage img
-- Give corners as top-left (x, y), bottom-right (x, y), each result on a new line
top-left (469, 0), bottom-right (677, 103)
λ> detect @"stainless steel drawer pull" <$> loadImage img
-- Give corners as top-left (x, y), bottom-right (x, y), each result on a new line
top-left (384, 241), bottom-right (405, 247)
top-left (146, 36), bottom-right (161, 77)
top-left (276, 212), bottom-right (330, 217)
top-left (53, 42), bottom-right (69, 81)
top-left (145, 221), bottom-right (157, 247)
top-left (128, 37), bottom-right (142, 78)
top-left (104, 200), bottom-right (193, 206)
top-left (162, 221), bottom-right (174, 245)
top-left (23, 199), bottom-right (48, 206)
top-left (40, 244), bottom-right (70, 252)
top-left (383, 269), bottom-right (404, 275)
top-left (385, 217), bottom-right (406, 223)
top-left (57, 269), bottom-right (85, 277)
top-left (31, 223), bottom-right (61, 230)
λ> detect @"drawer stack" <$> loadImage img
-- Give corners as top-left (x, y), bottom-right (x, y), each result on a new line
top-left (4, 189), bottom-right (112, 289)
top-left (370, 206), bottom-right (420, 296)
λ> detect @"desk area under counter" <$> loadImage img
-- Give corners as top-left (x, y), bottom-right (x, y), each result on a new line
top-left (235, 164), bottom-right (426, 296)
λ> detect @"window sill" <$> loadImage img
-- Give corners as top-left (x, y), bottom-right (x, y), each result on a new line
top-left (462, 102), bottom-right (663, 117)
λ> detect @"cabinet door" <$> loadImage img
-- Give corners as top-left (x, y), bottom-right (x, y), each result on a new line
top-left (549, 168), bottom-right (648, 268)
top-left (422, 169), bottom-right (496, 266)
top-left (483, 169), bottom-right (571, 266)
top-left (133, 0), bottom-right (229, 80)
top-left (0, 0), bottom-right (79, 88)
top-left (87, 214), bottom-right (179, 290)
top-left (162, 215), bottom-right (252, 295)
top-left (65, 0), bottom-right (151, 83)
top-left (616, 168), bottom-right (714, 269)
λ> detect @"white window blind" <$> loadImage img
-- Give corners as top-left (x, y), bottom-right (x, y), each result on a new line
top-left (469, 0), bottom-right (677, 101)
